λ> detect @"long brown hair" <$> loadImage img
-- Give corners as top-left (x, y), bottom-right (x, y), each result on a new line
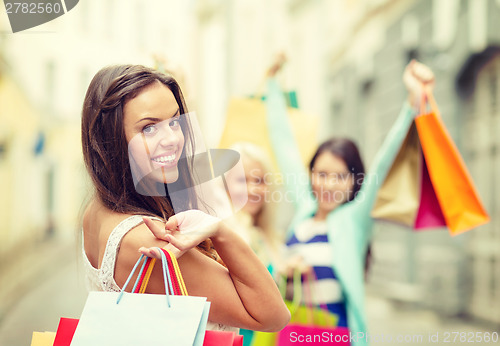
top-left (309, 138), bottom-right (365, 201)
top-left (81, 65), bottom-right (217, 260)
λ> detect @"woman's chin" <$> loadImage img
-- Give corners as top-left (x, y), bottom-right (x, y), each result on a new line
top-left (134, 169), bottom-right (180, 196)
top-left (156, 167), bottom-right (179, 184)
top-left (319, 200), bottom-right (341, 212)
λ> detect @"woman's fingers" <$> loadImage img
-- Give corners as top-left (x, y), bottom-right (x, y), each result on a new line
top-left (165, 232), bottom-right (205, 252)
top-left (403, 59), bottom-right (435, 106)
top-left (138, 246), bottom-right (162, 259)
top-left (412, 60), bottom-right (435, 85)
top-left (139, 245), bottom-right (181, 259)
top-left (142, 217), bottom-right (168, 240)
top-left (165, 215), bottom-right (178, 231)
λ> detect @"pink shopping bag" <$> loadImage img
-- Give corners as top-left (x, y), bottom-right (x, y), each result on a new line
top-left (277, 324), bottom-right (350, 345)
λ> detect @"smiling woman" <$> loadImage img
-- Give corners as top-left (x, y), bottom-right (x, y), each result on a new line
top-left (124, 82), bottom-right (185, 192)
top-left (80, 64), bottom-right (290, 333)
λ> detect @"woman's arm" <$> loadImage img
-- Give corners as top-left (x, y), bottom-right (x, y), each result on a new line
top-left (352, 102), bottom-right (416, 219)
top-left (115, 211), bottom-right (290, 332)
top-left (265, 78), bottom-right (312, 210)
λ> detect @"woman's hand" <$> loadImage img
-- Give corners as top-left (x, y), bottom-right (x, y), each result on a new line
top-left (278, 255), bottom-right (313, 278)
top-left (403, 59), bottom-right (435, 109)
top-left (139, 210), bottom-right (221, 259)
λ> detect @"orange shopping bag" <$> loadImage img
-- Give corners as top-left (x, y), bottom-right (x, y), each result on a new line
top-left (415, 91), bottom-right (489, 235)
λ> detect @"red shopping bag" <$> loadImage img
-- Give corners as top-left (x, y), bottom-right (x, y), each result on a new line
top-left (414, 153), bottom-right (446, 229)
top-left (204, 330), bottom-right (243, 346)
top-left (53, 318), bottom-right (79, 346)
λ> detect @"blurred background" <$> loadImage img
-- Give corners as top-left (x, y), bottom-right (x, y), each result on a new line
top-left (0, 0), bottom-right (499, 344)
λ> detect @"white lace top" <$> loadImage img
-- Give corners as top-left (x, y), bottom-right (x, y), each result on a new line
top-left (82, 214), bottom-right (238, 332)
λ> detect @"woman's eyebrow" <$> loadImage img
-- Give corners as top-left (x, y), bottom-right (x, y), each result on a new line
top-left (135, 109), bottom-right (180, 125)
top-left (135, 116), bottom-right (161, 125)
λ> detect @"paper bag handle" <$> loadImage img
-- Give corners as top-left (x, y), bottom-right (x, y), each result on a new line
top-left (419, 84), bottom-right (440, 118)
top-left (116, 248), bottom-right (175, 307)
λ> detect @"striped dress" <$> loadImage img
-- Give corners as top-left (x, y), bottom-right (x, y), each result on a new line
top-left (286, 218), bottom-right (348, 327)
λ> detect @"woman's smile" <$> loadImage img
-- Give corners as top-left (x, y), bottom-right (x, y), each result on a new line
top-left (151, 151), bottom-right (179, 166)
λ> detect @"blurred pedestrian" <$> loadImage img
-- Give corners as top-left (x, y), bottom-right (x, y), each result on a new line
top-left (226, 142), bottom-right (284, 273)
top-left (266, 59), bottom-right (434, 345)
top-left (225, 142), bottom-right (286, 346)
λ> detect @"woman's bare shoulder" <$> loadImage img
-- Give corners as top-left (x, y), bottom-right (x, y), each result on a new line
top-left (83, 199), bottom-right (141, 234)
top-left (82, 199), bottom-right (142, 267)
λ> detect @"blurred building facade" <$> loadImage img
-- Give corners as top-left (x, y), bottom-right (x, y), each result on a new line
top-left (1, 0), bottom-right (499, 328)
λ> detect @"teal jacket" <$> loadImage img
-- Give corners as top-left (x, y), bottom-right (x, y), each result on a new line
top-left (265, 78), bottom-right (415, 346)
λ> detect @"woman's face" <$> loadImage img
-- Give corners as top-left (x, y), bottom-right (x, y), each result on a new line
top-left (241, 158), bottom-right (268, 218)
top-left (123, 81), bottom-right (184, 185)
top-left (311, 151), bottom-right (354, 213)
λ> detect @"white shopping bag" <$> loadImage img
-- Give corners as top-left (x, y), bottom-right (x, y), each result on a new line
top-left (71, 251), bottom-right (209, 346)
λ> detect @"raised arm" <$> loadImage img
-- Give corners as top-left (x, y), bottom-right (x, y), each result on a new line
top-left (352, 60), bottom-right (435, 220)
top-left (266, 77), bottom-right (312, 210)
top-left (116, 210), bottom-right (290, 332)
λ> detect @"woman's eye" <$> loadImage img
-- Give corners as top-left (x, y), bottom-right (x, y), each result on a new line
top-left (338, 172), bottom-right (351, 180)
top-left (142, 124), bottom-right (158, 135)
top-left (169, 118), bottom-right (180, 129)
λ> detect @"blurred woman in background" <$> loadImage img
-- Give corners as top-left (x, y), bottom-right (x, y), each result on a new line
top-left (266, 59), bottom-right (434, 345)
top-left (227, 142), bottom-right (283, 273)
top-left (226, 142), bottom-right (285, 346)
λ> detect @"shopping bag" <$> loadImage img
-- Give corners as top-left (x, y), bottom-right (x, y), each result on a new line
top-left (137, 250), bottom-right (241, 346)
top-left (277, 272), bottom-right (347, 345)
top-left (219, 96), bottom-right (318, 171)
top-left (30, 332), bottom-right (56, 346)
top-left (49, 261), bottom-right (156, 346)
top-left (414, 153), bottom-right (446, 229)
top-left (56, 251), bottom-right (207, 346)
top-left (70, 249), bottom-right (209, 346)
top-left (53, 318), bottom-right (79, 346)
top-left (277, 324), bottom-right (350, 346)
top-left (371, 124), bottom-right (447, 229)
top-left (252, 271), bottom-right (340, 346)
top-left (415, 92), bottom-right (489, 234)
top-left (371, 122), bottom-right (422, 226)
top-left (132, 249), bottom-right (211, 346)
top-left (204, 330), bottom-right (243, 346)
top-left (372, 90), bottom-right (489, 234)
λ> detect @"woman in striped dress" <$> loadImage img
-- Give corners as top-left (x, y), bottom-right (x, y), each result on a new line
top-left (266, 60), bottom-right (435, 346)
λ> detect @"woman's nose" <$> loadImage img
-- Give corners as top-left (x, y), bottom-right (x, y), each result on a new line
top-left (322, 178), bottom-right (337, 189)
top-left (158, 124), bottom-right (181, 147)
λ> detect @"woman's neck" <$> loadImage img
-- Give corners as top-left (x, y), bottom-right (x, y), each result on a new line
top-left (313, 208), bottom-right (330, 221)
